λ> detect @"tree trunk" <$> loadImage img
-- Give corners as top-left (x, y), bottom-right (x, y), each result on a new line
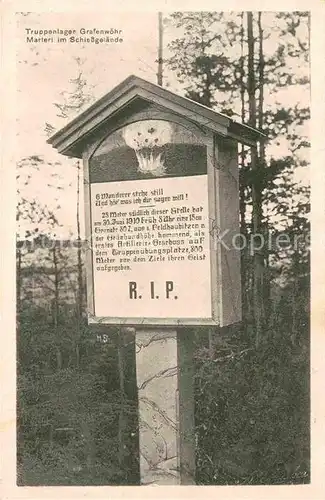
top-left (157, 13), bottom-right (163, 86)
top-left (208, 327), bottom-right (214, 359)
top-left (76, 160), bottom-right (83, 369)
top-left (17, 248), bottom-right (22, 316)
top-left (291, 254), bottom-right (300, 345)
top-left (257, 12), bottom-right (270, 322)
top-left (247, 13), bottom-right (256, 124)
top-left (117, 328), bottom-right (127, 470)
top-left (247, 12), bottom-right (265, 347)
top-left (52, 246), bottom-right (62, 370)
top-left (239, 12), bottom-right (249, 323)
top-left (80, 420), bottom-right (95, 470)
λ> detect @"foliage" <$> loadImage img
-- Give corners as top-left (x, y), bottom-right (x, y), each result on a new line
top-left (165, 10), bottom-right (310, 328)
top-left (165, 10), bottom-right (310, 484)
top-left (16, 156), bottom-right (63, 239)
top-left (166, 12), bottom-right (243, 110)
top-left (17, 297), bottom-right (139, 486)
top-left (194, 315), bottom-right (309, 485)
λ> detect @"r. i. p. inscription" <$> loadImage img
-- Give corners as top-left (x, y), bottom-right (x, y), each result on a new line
top-left (90, 175), bottom-right (211, 319)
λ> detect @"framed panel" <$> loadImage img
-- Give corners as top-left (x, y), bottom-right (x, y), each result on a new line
top-left (83, 115), bottom-right (222, 326)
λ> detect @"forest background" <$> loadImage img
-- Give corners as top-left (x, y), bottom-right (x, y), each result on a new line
top-left (15, 11), bottom-right (310, 485)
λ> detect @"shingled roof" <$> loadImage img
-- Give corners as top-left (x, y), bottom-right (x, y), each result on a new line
top-left (48, 74), bottom-right (266, 158)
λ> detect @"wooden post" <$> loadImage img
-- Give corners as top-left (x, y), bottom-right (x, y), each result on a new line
top-left (135, 328), bottom-right (195, 485)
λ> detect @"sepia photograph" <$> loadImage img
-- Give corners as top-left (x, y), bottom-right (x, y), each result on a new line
top-left (5, 6), bottom-right (316, 493)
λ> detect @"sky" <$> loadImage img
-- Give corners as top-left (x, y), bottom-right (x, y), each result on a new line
top-left (16, 11), bottom-right (310, 239)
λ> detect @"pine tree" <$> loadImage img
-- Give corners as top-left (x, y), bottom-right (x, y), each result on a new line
top-left (165, 11), bottom-right (309, 343)
top-left (165, 11), bottom-right (310, 483)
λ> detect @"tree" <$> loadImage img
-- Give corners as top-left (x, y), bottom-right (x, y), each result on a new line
top-left (246, 12), bottom-right (265, 346)
top-left (16, 155), bottom-right (63, 318)
top-left (166, 12), bottom-right (242, 111)
top-left (17, 155), bottom-right (61, 239)
top-left (44, 55), bottom-right (96, 367)
top-left (165, 11), bottom-right (309, 339)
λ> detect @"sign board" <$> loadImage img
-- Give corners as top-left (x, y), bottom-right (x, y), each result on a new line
top-left (90, 174), bottom-right (212, 319)
top-left (48, 75), bottom-right (262, 326)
